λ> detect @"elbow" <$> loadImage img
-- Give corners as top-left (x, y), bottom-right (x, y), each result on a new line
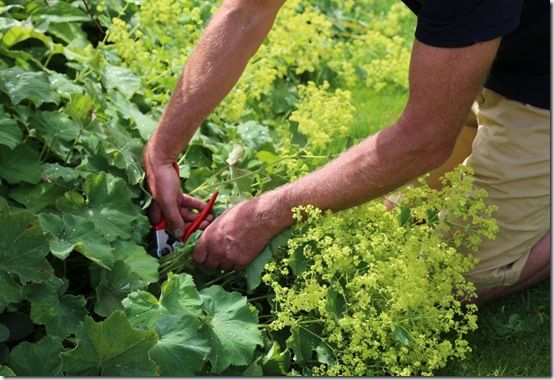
top-left (418, 133), bottom-right (458, 173)
top-left (400, 124), bottom-right (459, 175)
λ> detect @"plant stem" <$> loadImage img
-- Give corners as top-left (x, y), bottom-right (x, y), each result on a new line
top-left (203, 270), bottom-right (237, 287)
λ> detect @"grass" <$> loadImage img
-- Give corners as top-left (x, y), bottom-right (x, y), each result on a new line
top-left (439, 280), bottom-right (551, 376)
top-left (347, 86), bottom-right (551, 376)
top-left (348, 85), bottom-right (407, 140)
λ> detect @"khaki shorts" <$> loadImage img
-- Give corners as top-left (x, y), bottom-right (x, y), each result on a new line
top-left (463, 88), bottom-right (550, 290)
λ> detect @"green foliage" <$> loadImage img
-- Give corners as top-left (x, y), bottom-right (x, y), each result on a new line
top-left (61, 311), bottom-right (159, 376)
top-left (0, 0), bottom-right (545, 377)
top-left (263, 167), bottom-right (496, 376)
top-left (8, 336), bottom-right (64, 376)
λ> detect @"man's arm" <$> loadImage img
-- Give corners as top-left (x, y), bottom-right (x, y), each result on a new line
top-left (144, 0), bottom-right (285, 237)
top-left (193, 37), bottom-right (501, 269)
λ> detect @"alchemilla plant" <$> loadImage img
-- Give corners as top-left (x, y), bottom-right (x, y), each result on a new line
top-left (264, 167), bottom-right (497, 376)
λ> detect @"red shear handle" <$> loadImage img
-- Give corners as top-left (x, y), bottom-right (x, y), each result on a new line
top-left (182, 191), bottom-right (219, 242)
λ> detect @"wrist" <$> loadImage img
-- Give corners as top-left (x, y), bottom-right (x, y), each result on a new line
top-left (143, 138), bottom-right (179, 169)
top-left (255, 187), bottom-right (295, 233)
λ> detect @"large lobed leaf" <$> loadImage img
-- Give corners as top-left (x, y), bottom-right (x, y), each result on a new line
top-left (61, 311), bottom-right (159, 376)
top-left (56, 172), bottom-right (141, 242)
top-left (0, 198), bottom-right (52, 311)
top-left (93, 241), bottom-right (159, 317)
top-left (8, 336), bottom-right (63, 376)
top-left (23, 277), bottom-right (87, 339)
top-left (39, 213), bottom-right (114, 267)
top-left (0, 67), bottom-right (60, 107)
top-left (200, 286), bottom-right (263, 373)
top-left (123, 273), bottom-right (202, 331)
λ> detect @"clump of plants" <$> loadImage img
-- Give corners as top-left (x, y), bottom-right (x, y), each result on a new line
top-left (262, 166), bottom-right (498, 375)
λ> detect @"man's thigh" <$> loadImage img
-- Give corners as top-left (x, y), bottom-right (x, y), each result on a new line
top-left (464, 88), bottom-right (550, 290)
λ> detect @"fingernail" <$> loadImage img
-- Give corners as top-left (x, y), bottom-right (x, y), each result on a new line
top-left (172, 229), bottom-right (184, 239)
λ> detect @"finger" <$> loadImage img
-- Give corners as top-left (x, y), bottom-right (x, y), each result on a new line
top-left (181, 193), bottom-right (208, 211)
top-left (148, 202), bottom-right (162, 225)
top-left (198, 220), bottom-right (210, 230)
top-left (159, 191), bottom-right (186, 238)
top-left (193, 235), bottom-right (209, 264)
top-left (179, 207), bottom-right (199, 222)
top-left (203, 254), bottom-right (220, 270)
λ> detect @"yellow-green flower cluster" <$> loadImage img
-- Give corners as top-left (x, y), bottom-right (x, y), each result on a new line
top-left (289, 81), bottom-right (355, 152)
top-left (263, 166), bottom-right (496, 376)
top-left (106, 0), bottom-right (209, 104)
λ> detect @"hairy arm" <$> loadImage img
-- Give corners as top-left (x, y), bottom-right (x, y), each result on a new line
top-left (264, 38), bottom-right (502, 227)
top-left (192, 37), bottom-right (502, 269)
top-left (144, 0), bottom-right (285, 237)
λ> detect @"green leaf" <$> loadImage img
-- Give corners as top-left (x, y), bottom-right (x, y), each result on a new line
top-left (49, 73), bottom-right (84, 97)
top-left (39, 213), bottom-right (114, 267)
top-left (0, 67), bottom-right (59, 107)
top-left (199, 286), bottom-right (263, 373)
top-left (236, 120), bottom-right (272, 149)
top-left (108, 90), bottom-right (156, 140)
top-left (0, 108), bottom-right (21, 149)
top-left (113, 241), bottom-right (159, 284)
top-left (256, 150), bottom-right (280, 165)
top-left (0, 323), bottom-right (8, 342)
top-left (123, 273), bottom-right (202, 331)
top-left (243, 360), bottom-right (263, 376)
top-left (61, 311), bottom-right (159, 376)
top-left (0, 272), bottom-right (21, 312)
top-left (398, 206), bottom-right (412, 227)
top-left (94, 242), bottom-right (159, 317)
top-left (31, 111), bottom-right (81, 158)
top-left (64, 93), bottom-right (94, 122)
top-left (0, 365), bottom-right (15, 376)
top-left (2, 24), bottom-right (52, 50)
top-left (102, 64), bottom-right (141, 98)
top-left (288, 245), bottom-right (311, 277)
top-left (9, 183), bottom-right (65, 212)
top-left (9, 336), bottom-right (63, 376)
top-left (325, 286), bottom-right (346, 317)
top-left (0, 144), bottom-right (43, 184)
top-left (270, 229), bottom-right (292, 252)
top-left (31, 2), bottom-right (90, 23)
top-left (261, 341), bottom-right (291, 375)
top-left (149, 315), bottom-right (210, 376)
top-left (41, 163), bottom-right (81, 184)
top-left (393, 325), bottom-right (413, 347)
top-left (0, 204), bottom-right (52, 285)
top-left (24, 277), bottom-right (87, 339)
top-left (245, 245), bottom-right (272, 293)
top-left (287, 325), bottom-right (318, 364)
top-left (56, 172), bottom-right (140, 242)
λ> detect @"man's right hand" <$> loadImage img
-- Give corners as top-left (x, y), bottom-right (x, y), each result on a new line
top-left (143, 146), bottom-right (213, 239)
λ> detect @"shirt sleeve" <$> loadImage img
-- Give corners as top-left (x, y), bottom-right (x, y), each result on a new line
top-left (414, 0), bottom-right (525, 47)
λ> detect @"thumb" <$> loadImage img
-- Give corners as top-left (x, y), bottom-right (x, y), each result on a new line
top-left (193, 232), bottom-right (209, 264)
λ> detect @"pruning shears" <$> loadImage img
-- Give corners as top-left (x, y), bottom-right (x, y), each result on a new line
top-left (150, 162), bottom-right (218, 258)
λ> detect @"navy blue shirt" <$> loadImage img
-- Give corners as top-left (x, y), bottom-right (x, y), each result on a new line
top-left (401, 0), bottom-right (550, 109)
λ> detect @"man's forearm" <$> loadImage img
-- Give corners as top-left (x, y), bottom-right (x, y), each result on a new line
top-left (264, 118), bottom-right (448, 228)
top-left (146, 0), bottom-right (284, 164)
top-left (261, 38), bottom-right (501, 230)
